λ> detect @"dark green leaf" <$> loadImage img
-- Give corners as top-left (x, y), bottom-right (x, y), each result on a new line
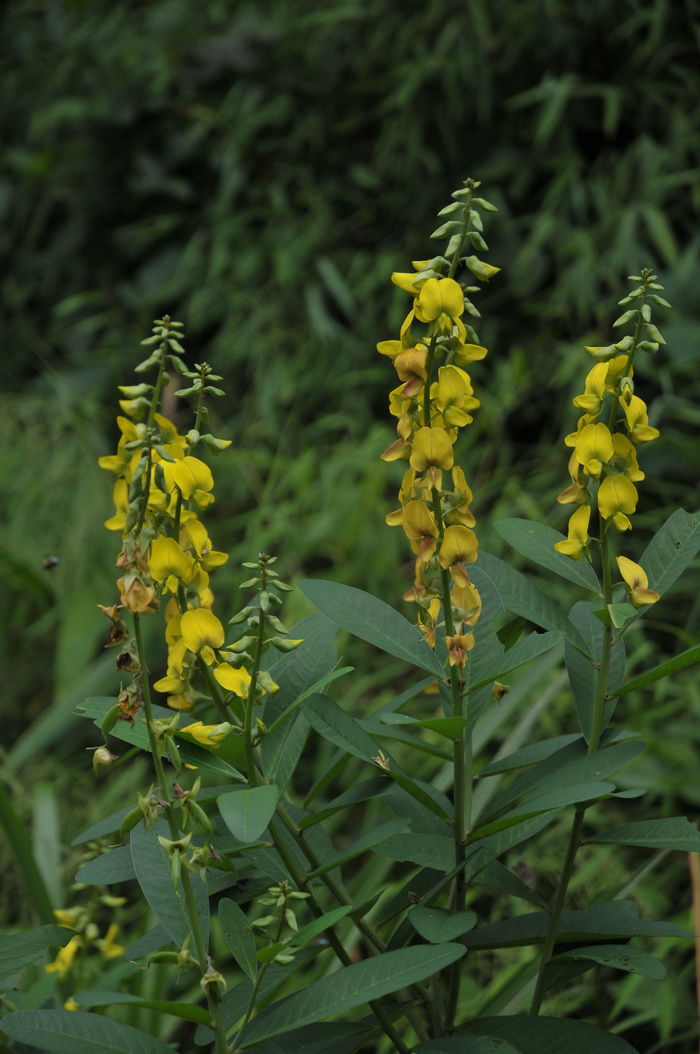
top-left (219, 898), bottom-right (258, 981)
top-left (494, 518), bottom-right (599, 590)
top-left (289, 906), bottom-right (353, 947)
top-left (469, 630), bottom-right (564, 692)
top-left (1, 1010), bottom-right (178, 1053)
top-left (474, 552), bottom-right (592, 657)
top-left (67, 991), bottom-right (211, 1023)
top-left (455, 1015), bottom-right (639, 1053)
top-left (218, 785), bottom-right (280, 844)
top-left (130, 818), bottom-right (209, 948)
top-left (306, 819), bottom-right (407, 878)
top-left (0, 926), bottom-right (74, 991)
top-left (297, 580), bottom-right (444, 676)
top-left (564, 602), bottom-right (626, 741)
top-left (240, 944), bottom-right (465, 1047)
top-left (410, 906), bottom-right (477, 942)
top-left (610, 643), bottom-right (700, 697)
top-left (640, 508), bottom-right (700, 594)
top-left (587, 816), bottom-right (700, 852)
top-left (554, 943), bottom-right (666, 979)
top-left (75, 845), bottom-right (135, 885)
top-left (479, 734), bottom-right (581, 776)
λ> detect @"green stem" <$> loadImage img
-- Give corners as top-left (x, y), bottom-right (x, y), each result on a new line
top-left (133, 614), bottom-right (229, 1054)
top-left (530, 521), bottom-right (615, 1014)
top-left (0, 777), bottom-right (55, 925)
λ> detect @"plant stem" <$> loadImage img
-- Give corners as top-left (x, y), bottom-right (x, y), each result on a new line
top-left (133, 613), bottom-right (229, 1054)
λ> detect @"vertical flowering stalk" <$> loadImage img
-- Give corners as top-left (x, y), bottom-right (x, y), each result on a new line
top-left (378, 179), bottom-right (499, 1024)
top-left (530, 271), bottom-right (666, 1013)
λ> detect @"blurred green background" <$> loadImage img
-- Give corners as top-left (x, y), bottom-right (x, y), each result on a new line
top-left (1, 0), bottom-right (699, 1044)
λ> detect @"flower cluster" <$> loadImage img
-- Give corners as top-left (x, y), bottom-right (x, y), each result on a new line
top-left (555, 271), bottom-right (666, 607)
top-left (378, 179), bottom-right (499, 662)
top-left (98, 317), bottom-right (244, 712)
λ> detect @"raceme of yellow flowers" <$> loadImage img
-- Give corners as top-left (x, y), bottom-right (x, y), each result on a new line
top-left (555, 269), bottom-right (665, 609)
top-left (97, 317), bottom-right (266, 736)
top-left (378, 179), bottom-right (499, 666)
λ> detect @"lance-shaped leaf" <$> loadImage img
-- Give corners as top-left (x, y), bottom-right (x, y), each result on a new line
top-left (495, 518), bottom-right (600, 590)
top-left (553, 943), bottom-right (666, 978)
top-left (75, 845), bottom-right (135, 885)
top-left (219, 898), bottom-right (257, 981)
top-left (240, 943), bottom-right (465, 1047)
top-left (640, 508), bottom-right (700, 594)
top-left (64, 991), bottom-right (211, 1023)
top-left (410, 906), bottom-right (477, 943)
top-left (1, 1010), bottom-right (180, 1053)
top-left (473, 552), bottom-right (592, 657)
top-left (297, 579), bottom-right (444, 676)
top-left (564, 601), bottom-right (626, 742)
top-left (586, 816), bottom-right (700, 851)
top-left (423, 1015), bottom-right (640, 1053)
top-left (610, 642), bottom-right (700, 698)
top-left (0, 926), bottom-right (75, 991)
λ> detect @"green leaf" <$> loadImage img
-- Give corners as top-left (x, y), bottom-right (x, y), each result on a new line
top-left (71, 806), bottom-right (133, 846)
top-left (587, 816), bottom-right (700, 851)
top-left (564, 602), bottom-right (626, 741)
top-left (67, 991), bottom-right (211, 1023)
top-left (77, 697), bottom-right (244, 780)
top-left (471, 782), bottom-right (615, 841)
top-left (240, 943), bottom-right (465, 1047)
top-left (479, 734), bottom-right (581, 776)
top-left (379, 713), bottom-right (467, 740)
top-left (130, 817), bottom-right (209, 948)
top-left (610, 643), bottom-right (700, 697)
top-left (474, 553), bottom-right (592, 657)
top-left (554, 943), bottom-right (666, 979)
top-left (464, 901), bottom-right (689, 949)
top-left (306, 819), bottom-right (408, 878)
top-left (374, 833), bottom-right (455, 871)
top-left (297, 580), bottom-right (444, 676)
top-left (494, 518), bottom-right (600, 590)
top-left (640, 508), bottom-right (700, 594)
top-left (410, 906), bottom-right (477, 942)
top-left (75, 845), bottom-right (135, 885)
top-left (453, 1015), bottom-right (639, 1053)
top-left (218, 785), bottom-right (281, 844)
top-left (417, 1037), bottom-right (519, 1054)
top-left (469, 631), bottom-right (563, 694)
top-left (0, 926), bottom-right (74, 991)
top-left (298, 777), bottom-right (390, 830)
top-left (1, 1010), bottom-right (179, 1053)
top-left (219, 898), bottom-right (257, 981)
top-left (289, 906), bottom-right (353, 947)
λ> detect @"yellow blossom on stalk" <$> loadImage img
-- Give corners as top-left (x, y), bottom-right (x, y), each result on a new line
top-left (620, 394), bottom-right (660, 444)
top-left (554, 505), bottom-right (591, 560)
top-left (179, 608), bottom-right (225, 658)
top-left (574, 422), bottom-right (614, 479)
top-left (439, 525), bottom-right (478, 568)
top-left (410, 426), bottom-right (454, 475)
top-left (616, 556), bottom-right (661, 607)
top-left (180, 721), bottom-right (234, 748)
top-left (445, 632), bottom-right (476, 668)
top-left (46, 935), bottom-right (82, 979)
top-left (414, 278), bottom-right (466, 337)
top-left (444, 466), bottom-right (476, 528)
top-left (214, 662), bottom-right (253, 696)
top-left (598, 476), bottom-right (638, 531)
top-left (161, 456), bottom-right (215, 509)
top-left (401, 500), bottom-right (439, 562)
top-left (393, 347), bottom-right (428, 397)
top-left (431, 365), bottom-right (480, 430)
top-left (95, 923), bottom-right (124, 960)
top-left (149, 537), bottom-right (195, 594)
top-left (417, 598), bottom-right (442, 647)
top-left (573, 363), bottom-right (608, 416)
top-left (610, 433), bottom-right (645, 482)
top-left (557, 451), bottom-right (590, 506)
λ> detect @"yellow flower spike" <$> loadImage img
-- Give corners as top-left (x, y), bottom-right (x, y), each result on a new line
top-left (554, 505), bottom-right (591, 560)
top-left (180, 721), bottom-right (234, 748)
top-left (572, 362), bottom-right (608, 416)
top-left (401, 500), bottom-right (439, 562)
top-left (214, 662), bottom-right (252, 696)
top-left (574, 422), bottom-right (614, 479)
top-left (598, 476), bottom-right (638, 531)
top-left (149, 536), bottom-right (195, 591)
top-left (616, 556), bottom-right (661, 607)
top-left (179, 609), bottom-right (225, 654)
top-left (414, 278), bottom-right (465, 335)
top-left (410, 426), bottom-right (455, 473)
top-left (439, 524), bottom-right (478, 568)
top-left (620, 395), bottom-right (660, 444)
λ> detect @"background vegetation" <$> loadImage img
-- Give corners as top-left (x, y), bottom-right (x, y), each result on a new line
top-left (1, 1), bottom-right (699, 1049)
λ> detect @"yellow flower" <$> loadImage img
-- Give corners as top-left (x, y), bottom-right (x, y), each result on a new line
top-left (414, 278), bottom-right (465, 336)
top-left (439, 524), bottom-right (478, 568)
top-left (393, 347), bottom-right (428, 397)
top-left (443, 465), bottom-right (476, 528)
top-left (574, 422), bottom-right (614, 479)
top-left (554, 505), bottom-right (591, 560)
top-left (180, 721), bottom-right (234, 748)
top-left (410, 427), bottom-right (454, 473)
top-left (95, 923), bottom-right (124, 960)
top-left (179, 609), bottom-right (225, 654)
top-left (445, 632), bottom-right (476, 667)
top-left (46, 935), bottom-right (81, 979)
top-left (451, 574), bottom-right (482, 625)
top-left (598, 476), bottom-right (638, 531)
top-left (401, 500), bottom-right (439, 562)
top-left (616, 556), bottom-right (660, 607)
top-left (213, 662), bottom-right (252, 697)
top-left (161, 456), bottom-right (215, 508)
top-left (556, 451), bottom-right (590, 505)
top-left (620, 395), bottom-right (660, 444)
top-left (431, 365), bottom-right (479, 429)
top-left (149, 536), bottom-right (195, 593)
top-left (573, 362), bottom-right (608, 416)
